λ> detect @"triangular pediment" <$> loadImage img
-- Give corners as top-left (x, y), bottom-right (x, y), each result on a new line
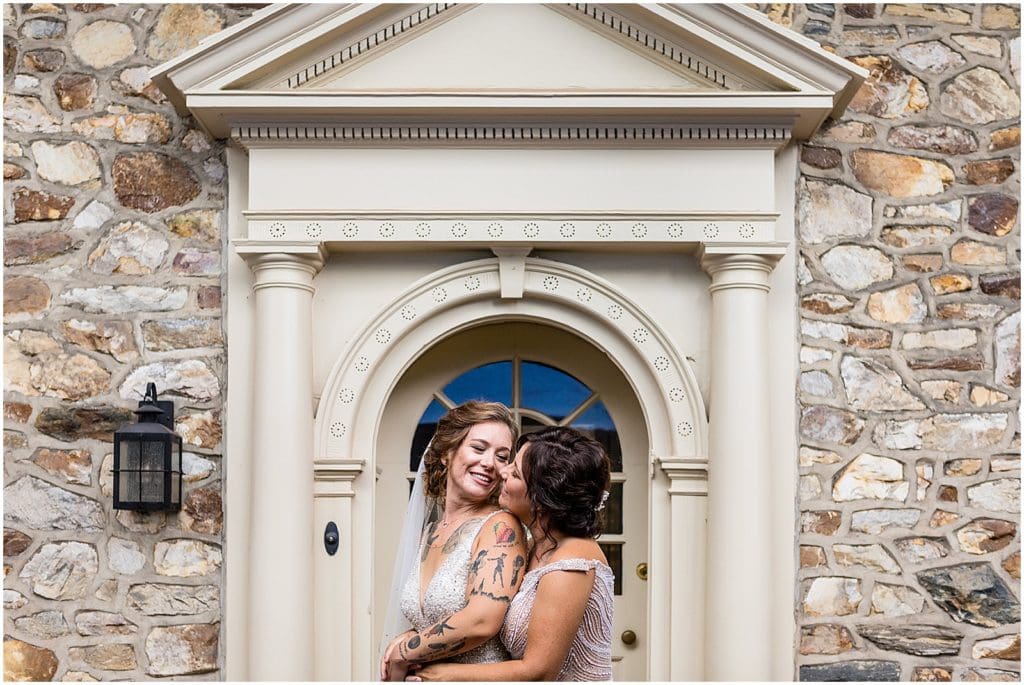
top-left (151, 3), bottom-right (866, 139)
top-left (264, 3), bottom-right (741, 92)
top-left (289, 4), bottom-right (726, 93)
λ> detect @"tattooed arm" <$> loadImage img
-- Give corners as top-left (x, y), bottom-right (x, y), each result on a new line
top-left (407, 564), bottom-right (598, 682)
top-left (388, 512), bottom-right (527, 670)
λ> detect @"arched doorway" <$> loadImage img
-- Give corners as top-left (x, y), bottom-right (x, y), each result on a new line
top-left (374, 322), bottom-right (649, 680)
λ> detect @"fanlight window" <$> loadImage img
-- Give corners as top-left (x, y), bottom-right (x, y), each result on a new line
top-left (410, 358), bottom-right (626, 593)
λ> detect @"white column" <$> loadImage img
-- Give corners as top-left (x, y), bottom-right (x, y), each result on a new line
top-left (657, 459), bottom-right (708, 681)
top-left (237, 244), bottom-right (326, 681)
top-left (699, 247), bottom-right (782, 682)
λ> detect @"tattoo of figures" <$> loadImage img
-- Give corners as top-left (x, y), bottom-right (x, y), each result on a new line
top-left (490, 553), bottom-right (507, 585)
top-left (492, 520), bottom-right (517, 545)
top-left (510, 555), bottom-right (525, 586)
top-left (442, 520), bottom-right (475, 553)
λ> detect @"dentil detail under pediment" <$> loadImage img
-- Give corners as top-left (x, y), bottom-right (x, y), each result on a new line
top-left (275, 3), bottom-right (733, 93)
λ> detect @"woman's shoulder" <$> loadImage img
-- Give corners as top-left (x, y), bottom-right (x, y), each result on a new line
top-left (472, 510), bottom-right (526, 548)
top-left (550, 537), bottom-right (606, 565)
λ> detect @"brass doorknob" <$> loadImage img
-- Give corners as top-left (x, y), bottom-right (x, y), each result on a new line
top-left (636, 562), bottom-right (648, 581)
top-left (621, 630), bottom-right (637, 646)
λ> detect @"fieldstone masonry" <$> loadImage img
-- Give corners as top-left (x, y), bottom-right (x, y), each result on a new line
top-left (3, 3), bottom-right (1020, 682)
top-left (759, 3), bottom-right (1020, 682)
top-left (3, 4), bottom-right (257, 681)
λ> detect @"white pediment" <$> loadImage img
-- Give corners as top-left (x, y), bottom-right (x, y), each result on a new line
top-left (151, 3), bottom-right (866, 139)
top-left (299, 4), bottom-right (724, 92)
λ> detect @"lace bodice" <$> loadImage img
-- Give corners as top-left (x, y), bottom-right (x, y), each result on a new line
top-left (399, 512), bottom-right (509, 664)
top-left (500, 558), bottom-right (614, 681)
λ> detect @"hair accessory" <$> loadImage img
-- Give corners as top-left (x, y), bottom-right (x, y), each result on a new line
top-left (595, 490), bottom-right (610, 512)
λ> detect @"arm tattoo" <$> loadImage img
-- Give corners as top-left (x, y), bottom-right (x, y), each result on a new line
top-left (427, 619), bottom-right (454, 637)
top-left (489, 553), bottom-right (507, 585)
top-left (442, 520), bottom-right (476, 553)
top-left (422, 522), bottom-right (439, 561)
top-left (470, 578), bottom-right (511, 604)
top-left (492, 520), bottom-right (517, 545)
top-left (407, 634), bottom-right (421, 650)
top-left (510, 555), bottom-right (525, 586)
top-left (468, 549), bottom-right (487, 576)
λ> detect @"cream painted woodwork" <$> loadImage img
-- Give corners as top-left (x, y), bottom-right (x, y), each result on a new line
top-left (153, 4), bottom-right (864, 681)
top-left (374, 322), bottom-right (649, 680)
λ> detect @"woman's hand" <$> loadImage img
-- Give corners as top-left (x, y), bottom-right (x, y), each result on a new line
top-left (381, 632), bottom-right (413, 681)
top-left (405, 662), bottom-right (457, 681)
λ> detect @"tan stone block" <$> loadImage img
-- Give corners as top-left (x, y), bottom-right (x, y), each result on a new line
top-left (799, 545), bottom-right (827, 568)
top-left (930, 510), bottom-right (960, 527)
top-left (3, 639), bottom-right (59, 681)
top-left (867, 283), bottom-right (926, 323)
top-left (800, 510), bottom-right (841, 535)
top-left (982, 4), bottom-right (1020, 29)
top-left (852, 150), bottom-right (954, 198)
top-left (951, 239), bottom-right (1006, 266)
top-left (68, 644), bottom-right (136, 671)
top-left (4, 276), bottom-right (50, 321)
top-left (921, 380), bottom-right (962, 402)
top-left (970, 385), bottom-right (1010, 406)
top-left (799, 624), bottom-right (855, 655)
top-left (71, 20), bottom-right (135, 68)
top-left (848, 56), bottom-right (928, 119)
top-left (930, 274), bottom-right (972, 294)
top-left (989, 126), bottom-right (1020, 151)
top-left (903, 254), bottom-right (943, 272)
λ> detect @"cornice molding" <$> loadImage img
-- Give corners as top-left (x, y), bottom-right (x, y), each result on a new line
top-left (230, 123), bottom-right (792, 149)
top-left (564, 3), bottom-right (729, 89)
top-left (280, 3), bottom-right (460, 89)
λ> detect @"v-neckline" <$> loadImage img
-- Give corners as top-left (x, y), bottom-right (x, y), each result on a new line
top-left (417, 516), bottom-right (480, 618)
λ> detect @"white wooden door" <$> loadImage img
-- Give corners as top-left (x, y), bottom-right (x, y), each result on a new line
top-left (374, 322), bottom-right (649, 679)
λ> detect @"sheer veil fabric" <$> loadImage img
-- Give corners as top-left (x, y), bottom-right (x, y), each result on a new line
top-left (379, 453), bottom-right (433, 658)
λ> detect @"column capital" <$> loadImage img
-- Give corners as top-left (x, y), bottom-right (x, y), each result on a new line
top-left (656, 458), bottom-right (709, 496)
top-left (234, 240), bottom-right (327, 293)
top-left (313, 459), bottom-right (365, 498)
top-left (234, 239), bottom-right (327, 271)
top-left (698, 242), bottom-right (787, 294)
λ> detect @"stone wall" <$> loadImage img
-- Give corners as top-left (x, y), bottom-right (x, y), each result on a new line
top-left (3, 4), bottom-right (254, 680)
top-left (766, 3), bottom-right (1021, 682)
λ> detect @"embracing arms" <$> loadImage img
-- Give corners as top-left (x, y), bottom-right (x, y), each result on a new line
top-left (382, 513), bottom-right (527, 678)
top-left (408, 566), bottom-right (597, 682)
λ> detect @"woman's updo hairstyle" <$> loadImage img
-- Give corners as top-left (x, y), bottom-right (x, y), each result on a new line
top-left (519, 427), bottom-right (612, 539)
top-left (422, 401), bottom-right (518, 503)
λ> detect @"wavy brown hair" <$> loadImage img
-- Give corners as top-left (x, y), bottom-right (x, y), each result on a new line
top-left (519, 427), bottom-right (611, 544)
top-left (423, 401), bottom-right (518, 504)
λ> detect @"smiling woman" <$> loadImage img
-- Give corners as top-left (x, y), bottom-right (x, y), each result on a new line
top-left (380, 401), bottom-right (528, 680)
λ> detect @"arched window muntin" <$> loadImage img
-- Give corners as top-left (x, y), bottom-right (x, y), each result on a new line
top-left (409, 356), bottom-right (626, 593)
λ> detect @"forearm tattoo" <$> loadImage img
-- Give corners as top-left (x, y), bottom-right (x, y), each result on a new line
top-left (401, 621), bottom-right (467, 664)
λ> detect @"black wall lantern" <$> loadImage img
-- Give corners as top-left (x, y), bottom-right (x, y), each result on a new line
top-left (113, 382), bottom-right (183, 511)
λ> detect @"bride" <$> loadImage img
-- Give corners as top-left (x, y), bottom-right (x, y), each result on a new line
top-left (380, 401), bottom-right (528, 680)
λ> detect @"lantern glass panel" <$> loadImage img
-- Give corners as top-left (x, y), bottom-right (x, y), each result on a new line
top-left (118, 437), bottom-right (140, 502)
top-left (171, 438), bottom-right (182, 507)
top-left (141, 439), bottom-right (166, 504)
